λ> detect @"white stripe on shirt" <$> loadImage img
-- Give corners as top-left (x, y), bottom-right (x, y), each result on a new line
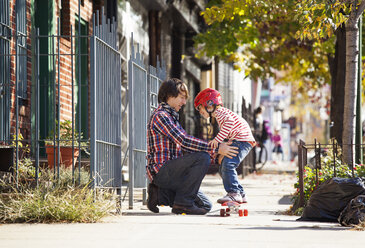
top-left (214, 107), bottom-right (255, 143)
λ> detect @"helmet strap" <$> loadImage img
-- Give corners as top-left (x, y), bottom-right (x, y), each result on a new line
top-left (205, 105), bottom-right (217, 130)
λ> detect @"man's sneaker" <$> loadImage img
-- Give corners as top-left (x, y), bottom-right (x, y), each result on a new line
top-left (172, 204), bottom-right (208, 215)
top-left (217, 192), bottom-right (243, 204)
top-left (147, 183), bottom-right (159, 213)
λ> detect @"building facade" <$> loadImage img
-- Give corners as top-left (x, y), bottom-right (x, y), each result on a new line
top-left (118, 0), bottom-right (254, 139)
top-left (1, 0), bottom-right (254, 165)
top-left (0, 0), bottom-right (117, 145)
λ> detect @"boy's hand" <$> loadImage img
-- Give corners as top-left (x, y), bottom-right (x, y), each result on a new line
top-left (208, 139), bottom-right (219, 148)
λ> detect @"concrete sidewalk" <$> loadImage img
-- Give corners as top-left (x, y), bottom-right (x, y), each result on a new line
top-left (0, 161), bottom-right (363, 248)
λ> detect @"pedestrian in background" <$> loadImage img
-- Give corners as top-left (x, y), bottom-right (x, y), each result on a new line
top-left (272, 128), bottom-right (284, 162)
top-left (254, 106), bottom-right (264, 132)
top-left (257, 119), bottom-right (272, 163)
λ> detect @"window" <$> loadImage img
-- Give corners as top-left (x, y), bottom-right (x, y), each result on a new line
top-left (0, 0), bottom-right (10, 140)
top-left (75, 17), bottom-right (89, 138)
top-left (60, 0), bottom-right (71, 36)
top-left (16, 0), bottom-right (27, 101)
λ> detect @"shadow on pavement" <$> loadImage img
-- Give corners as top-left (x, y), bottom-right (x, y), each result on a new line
top-left (230, 226), bottom-right (349, 231)
top-left (121, 212), bottom-right (172, 216)
top-left (278, 195), bottom-right (293, 205)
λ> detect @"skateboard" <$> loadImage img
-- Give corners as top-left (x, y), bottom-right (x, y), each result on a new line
top-left (220, 201), bottom-right (248, 217)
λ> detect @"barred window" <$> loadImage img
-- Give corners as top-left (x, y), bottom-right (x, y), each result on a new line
top-left (16, 0), bottom-right (27, 101)
top-left (0, 0), bottom-right (11, 140)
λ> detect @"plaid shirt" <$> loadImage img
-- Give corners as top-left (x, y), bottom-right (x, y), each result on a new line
top-left (146, 103), bottom-right (216, 181)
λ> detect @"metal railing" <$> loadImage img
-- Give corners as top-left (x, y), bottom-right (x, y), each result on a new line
top-left (241, 97), bottom-right (255, 176)
top-left (90, 10), bottom-right (122, 190)
top-left (296, 139), bottom-right (365, 208)
top-left (0, 9), bottom-right (122, 191)
top-left (127, 34), bottom-right (166, 209)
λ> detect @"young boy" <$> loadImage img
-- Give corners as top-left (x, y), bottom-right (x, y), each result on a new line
top-left (194, 88), bottom-right (256, 203)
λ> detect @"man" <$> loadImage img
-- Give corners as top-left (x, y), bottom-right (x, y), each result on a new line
top-left (146, 78), bottom-right (239, 215)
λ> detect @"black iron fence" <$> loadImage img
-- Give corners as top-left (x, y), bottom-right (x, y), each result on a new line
top-left (0, 9), bottom-right (122, 191)
top-left (240, 97), bottom-right (255, 176)
top-left (296, 139), bottom-right (365, 209)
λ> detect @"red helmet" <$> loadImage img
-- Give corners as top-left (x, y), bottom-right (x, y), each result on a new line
top-left (194, 88), bottom-right (222, 110)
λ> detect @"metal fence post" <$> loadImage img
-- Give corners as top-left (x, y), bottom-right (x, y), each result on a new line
top-left (298, 139), bottom-right (305, 208)
top-left (128, 35), bottom-right (134, 209)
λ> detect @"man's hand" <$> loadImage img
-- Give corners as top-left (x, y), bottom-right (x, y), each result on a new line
top-left (217, 141), bottom-right (238, 159)
top-left (217, 154), bottom-right (224, 165)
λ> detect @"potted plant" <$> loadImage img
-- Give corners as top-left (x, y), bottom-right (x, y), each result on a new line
top-left (45, 120), bottom-right (88, 169)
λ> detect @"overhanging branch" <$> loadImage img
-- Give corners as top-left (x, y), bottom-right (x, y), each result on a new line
top-left (356, 0), bottom-right (365, 19)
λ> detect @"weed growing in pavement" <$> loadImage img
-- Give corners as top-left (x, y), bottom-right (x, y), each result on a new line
top-left (0, 166), bottom-right (114, 223)
top-left (350, 222), bottom-right (365, 231)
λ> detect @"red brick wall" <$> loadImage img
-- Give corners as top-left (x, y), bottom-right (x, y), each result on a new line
top-left (57, 0), bottom-right (94, 123)
top-left (8, 0), bottom-right (102, 142)
top-left (9, 0), bottom-right (32, 143)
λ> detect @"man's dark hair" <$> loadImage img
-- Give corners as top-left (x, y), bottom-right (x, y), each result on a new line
top-left (158, 78), bottom-right (189, 103)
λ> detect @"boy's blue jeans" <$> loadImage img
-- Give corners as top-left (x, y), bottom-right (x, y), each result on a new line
top-left (219, 140), bottom-right (253, 196)
top-left (153, 152), bottom-right (212, 211)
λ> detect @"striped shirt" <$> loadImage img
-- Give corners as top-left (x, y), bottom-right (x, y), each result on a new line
top-left (214, 107), bottom-right (255, 143)
top-left (146, 103), bottom-right (216, 182)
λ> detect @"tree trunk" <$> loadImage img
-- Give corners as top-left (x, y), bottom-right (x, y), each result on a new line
top-left (343, 17), bottom-right (359, 165)
top-left (329, 25), bottom-right (346, 145)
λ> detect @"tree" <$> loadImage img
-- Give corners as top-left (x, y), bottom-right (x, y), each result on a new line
top-left (329, 25), bottom-right (346, 145)
top-left (196, 0), bottom-right (365, 164)
top-left (195, 0), bottom-right (333, 94)
top-left (295, 1), bottom-right (365, 164)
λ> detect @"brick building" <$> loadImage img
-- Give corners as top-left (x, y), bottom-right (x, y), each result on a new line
top-left (0, 0), bottom-right (117, 144)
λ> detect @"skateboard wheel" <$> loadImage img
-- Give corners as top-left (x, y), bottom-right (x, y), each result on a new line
top-left (244, 209), bottom-right (248, 216)
top-left (238, 209), bottom-right (243, 217)
top-left (220, 209), bottom-right (225, 217)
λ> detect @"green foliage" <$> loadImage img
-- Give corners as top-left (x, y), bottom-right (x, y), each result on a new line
top-left (0, 167), bottom-right (114, 223)
top-left (195, 0), bottom-right (333, 92)
top-left (17, 157), bottom-right (36, 179)
top-left (46, 120), bottom-right (84, 146)
top-left (45, 120), bottom-right (89, 154)
top-left (296, 1), bottom-right (365, 105)
top-left (292, 144), bottom-right (365, 208)
top-left (295, 0), bottom-right (349, 40)
top-left (1, 125), bottom-right (104, 223)
top-left (0, 186), bottom-right (113, 223)
top-left (10, 133), bottom-right (39, 180)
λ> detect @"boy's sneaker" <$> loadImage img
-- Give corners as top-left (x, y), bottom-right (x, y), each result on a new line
top-left (217, 192), bottom-right (243, 204)
top-left (241, 193), bottom-right (248, 203)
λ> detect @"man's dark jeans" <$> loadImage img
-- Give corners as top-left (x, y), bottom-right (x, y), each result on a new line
top-left (153, 152), bottom-right (212, 211)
